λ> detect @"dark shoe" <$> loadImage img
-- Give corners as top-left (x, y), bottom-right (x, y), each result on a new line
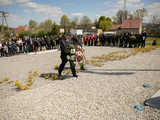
top-left (80, 67), bottom-right (85, 71)
top-left (73, 74), bottom-right (78, 78)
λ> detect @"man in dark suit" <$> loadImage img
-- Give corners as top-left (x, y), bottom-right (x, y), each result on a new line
top-left (58, 34), bottom-right (78, 79)
top-left (142, 32), bottom-right (147, 48)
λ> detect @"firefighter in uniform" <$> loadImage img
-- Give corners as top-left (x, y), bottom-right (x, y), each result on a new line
top-left (58, 34), bottom-right (78, 79)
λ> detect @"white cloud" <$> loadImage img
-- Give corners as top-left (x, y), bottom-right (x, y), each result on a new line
top-left (0, 0), bottom-right (12, 6)
top-left (128, 0), bottom-right (141, 3)
top-left (15, 0), bottom-right (29, 4)
top-left (63, 2), bottom-right (73, 6)
top-left (103, 0), bottom-right (145, 17)
top-left (128, 2), bottom-right (144, 9)
top-left (147, 2), bottom-right (160, 9)
top-left (141, 2), bottom-right (160, 23)
top-left (24, 1), bottom-right (38, 8)
top-left (16, 0), bottom-right (64, 20)
top-left (143, 16), bottom-right (152, 23)
top-left (71, 13), bottom-right (83, 17)
top-left (116, 0), bottom-right (144, 9)
top-left (8, 14), bottom-right (21, 22)
top-left (8, 14), bottom-right (26, 27)
top-left (102, 8), bottom-right (119, 16)
top-left (146, 2), bottom-right (160, 16)
top-left (104, 1), bottom-right (114, 6)
top-left (0, 0), bottom-right (65, 27)
top-left (24, 9), bottom-right (31, 13)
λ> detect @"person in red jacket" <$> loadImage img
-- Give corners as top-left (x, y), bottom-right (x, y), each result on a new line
top-left (87, 35), bottom-right (90, 46)
top-left (94, 34), bottom-right (97, 46)
top-left (84, 35), bottom-right (87, 46)
top-left (91, 34), bottom-right (93, 46)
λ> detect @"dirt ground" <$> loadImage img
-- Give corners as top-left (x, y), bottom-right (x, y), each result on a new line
top-left (0, 46), bottom-right (160, 120)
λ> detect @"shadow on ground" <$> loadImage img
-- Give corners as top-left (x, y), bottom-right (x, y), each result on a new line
top-left (39, 72), bottom-right (73, 80)
top-left (86, 69), bottom-right (160, 72)
top-left (82, 70), bottom-right (135, 75)
top-left (40, 68), bottom-right (160, 78)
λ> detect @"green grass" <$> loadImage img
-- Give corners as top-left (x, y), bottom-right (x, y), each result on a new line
top-left (145, 43), bottom-right (160, 46)
top-left (146, 37), bottom-right (160, 41)
top-left (146, 37), bottom-right (160, 46)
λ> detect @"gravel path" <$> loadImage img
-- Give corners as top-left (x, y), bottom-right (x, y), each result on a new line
top-left (0, 46), bottom-right (160, 120)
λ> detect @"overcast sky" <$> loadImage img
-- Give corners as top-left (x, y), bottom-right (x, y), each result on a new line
top-left (0, 0), bottom-right (160, 28)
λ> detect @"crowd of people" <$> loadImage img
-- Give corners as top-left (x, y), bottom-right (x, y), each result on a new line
top-left (0, 35), bottom-right (59, 57)
top-left (0, 32), bottom-right (147, 79)
top-left (83, 32), bottom-right (147, 48)
top-left (0, 32), bottom-right (147, 57)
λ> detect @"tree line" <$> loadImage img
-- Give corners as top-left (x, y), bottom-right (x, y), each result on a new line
top-left (23, 8), bottom-right (149, 36)
top-left (1, 8), bottom-right (160, 39)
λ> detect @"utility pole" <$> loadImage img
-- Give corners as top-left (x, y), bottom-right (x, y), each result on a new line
top-left (123, 0), bottom-right (127, 21)
top-left (124, 0), bottom-right (126, 11)
top-left (0, 11), bottom-right (9, 32)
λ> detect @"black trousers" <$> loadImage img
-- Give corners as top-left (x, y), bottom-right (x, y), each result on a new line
top-left (142, 40), bottom-right (145, 48)
top-left (58, 53), bottom-right (76, 76)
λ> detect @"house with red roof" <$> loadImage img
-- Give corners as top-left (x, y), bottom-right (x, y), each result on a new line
top-left (111, 19), bottom-right (142, 34)
top-left (14, 25), bottom-right (29, 36)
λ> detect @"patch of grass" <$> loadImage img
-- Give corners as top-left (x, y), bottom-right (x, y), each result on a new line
top-left (51, 74), bottom-right (58, 80)
top-left (45, 75), bottom-right (49, 79)
top-left (146, 37), bottom-right (160, 41)
top-left (15, 80), bottom-right (25, 90)
top-left (3, 77), bottom-right (9, 81)
top-left (54, 64), bottom-right (59, 70)
top-left (65, 69), bottom-right (72, 75)
top-left (28, 76), bottom-right (33, 81)
top-left (91, 59), bottom-right (97, 64)
top-left (85, 60), bottom-right (90, 64)
top-left (15, 71), bottom-right (39, 90)
top-left (90, 46), bottom-right (159, 67)
top-left (28, 70), bottom-right (32, 74)
top-left (0, 81), bottom-right (3, 84)
top-left (95, 63), bottom-right (103, 67)
top-left (32, 71), bottom-right (39, 77)
top-left (6, 81), bottom-right (14, 85)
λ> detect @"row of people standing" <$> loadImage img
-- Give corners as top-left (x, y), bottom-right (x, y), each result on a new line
top-left (83, 34), bottom-right (98, 46)
top-left (82, 32), bottom-right (147, 48)
top-left (0, 35), bottom-right (59, 57)
top-left (22, 35), bottom-right (59, 53)
top-left (0, 32), bottom-right (147, 57)
top-left (0, 39), bottom-right (21, 57)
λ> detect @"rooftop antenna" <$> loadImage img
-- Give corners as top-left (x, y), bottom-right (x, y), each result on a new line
top-left (0, 11), bottom-right (9, 32)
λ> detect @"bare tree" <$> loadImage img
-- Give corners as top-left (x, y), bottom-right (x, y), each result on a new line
top-left (152, 16), bottom-right (160, 24)
top-left (29, 19), bottom-right (37, 29)
top-left (70, 17), bottom-right (79, 29)
top-left (94, 18), bottom-right (98, 28)
top-left (133, 8), bottom-right (147, 20)
top-left (44, 19), bottom-right (53, 32)
top-left (60, 14), bottom-right (70, 33)
top-left (145, 16), bottom-right (160, 37)
top-left (112, 10), bottom-right (128, 24)
top-left (80, 16), bottom-right (92, 29)
top-left (128, 14), bottom-right (134, 20)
